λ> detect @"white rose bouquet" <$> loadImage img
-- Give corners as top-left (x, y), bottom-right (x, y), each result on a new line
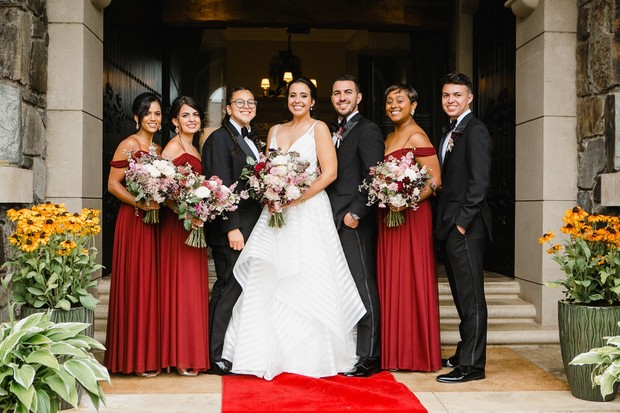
top-left (172, 163), bottom-right (241, 247)
top-left (360, 151), bottom-right (432, 227)
top-left (125, 152), bottom-right (178, 224)
top-left (241, 149), bottom-right (315, 228)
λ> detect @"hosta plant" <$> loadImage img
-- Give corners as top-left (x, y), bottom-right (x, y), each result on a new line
top-left (0, 309), bottom-right (110, 412)
top-left (571, 321), bottom-right (620, 398)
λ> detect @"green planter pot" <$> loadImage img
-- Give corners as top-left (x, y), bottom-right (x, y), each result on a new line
top-left (558, 301), bottom-right (620, 402)
top-left (19, 306), bottom-right (95, 410)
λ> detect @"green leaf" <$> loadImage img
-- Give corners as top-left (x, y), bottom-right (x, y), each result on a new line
top-left (13, 364), bottom-right (36, 389)
top-left (25, 349), bottom-right (60, 370)
top-left (570, 351), bottom-right (605, 365)
top-left (44, 372), bottom-right (74, 405)
top-left (64, 359), bottom-right (100, 394)
top-left (10, 380), bottom-right (35, 410)
top-left (79, 294), bottom-right (99, 311)
top-left (35, 389), bottom-right (52, 413)
top-left (49, 342), bottom-right (88, 357)
top-left (27, 287), bottom-right (45, 295)
top-left (57, 299), bottom-right (71, 311)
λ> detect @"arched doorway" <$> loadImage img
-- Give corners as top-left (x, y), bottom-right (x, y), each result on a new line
top-left (101, 0), bottom-right (515, 278)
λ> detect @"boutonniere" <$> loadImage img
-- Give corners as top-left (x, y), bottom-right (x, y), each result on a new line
top-left (333, 131), bottom-right (343, 148)
top-left (446, 137), bottom-right (454, 152)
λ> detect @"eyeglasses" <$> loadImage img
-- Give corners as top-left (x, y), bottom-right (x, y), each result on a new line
top-left (230, 99), bottom-right (258, 109)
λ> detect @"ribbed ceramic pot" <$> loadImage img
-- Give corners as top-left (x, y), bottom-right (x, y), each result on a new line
top-left (558, 300), bottom-right (620, 402)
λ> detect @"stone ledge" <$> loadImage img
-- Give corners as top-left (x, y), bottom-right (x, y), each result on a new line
top-left (601, 172), bottom-right (620, 206)
top-left (0, 165), bottom-right (33, 203)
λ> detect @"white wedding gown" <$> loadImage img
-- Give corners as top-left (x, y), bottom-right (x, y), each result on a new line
top-left (222, 121), bottom-right (366, 380)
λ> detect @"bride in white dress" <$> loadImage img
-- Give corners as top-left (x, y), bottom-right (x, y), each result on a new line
top-left (222, 77), bottom-right (366, 380)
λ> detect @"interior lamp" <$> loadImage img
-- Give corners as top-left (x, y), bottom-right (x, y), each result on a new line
top-left (283, 71), bottom-right (293, 84)
top-left (260, 78), bottom-right (270, 96)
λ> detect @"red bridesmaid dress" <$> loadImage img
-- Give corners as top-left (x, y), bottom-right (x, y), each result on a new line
top-left (159, 153), bottom-right (210, 372)
top-left (105, 151), bottom-right (161, 374)
top-left (376, 147), bottom-right (442, 372)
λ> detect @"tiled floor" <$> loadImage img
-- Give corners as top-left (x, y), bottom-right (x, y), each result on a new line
top-left (70, 344), bottom-right (620, 412)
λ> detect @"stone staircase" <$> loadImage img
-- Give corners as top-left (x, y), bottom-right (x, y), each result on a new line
top-left (93, 271), bottom-right (559, 346)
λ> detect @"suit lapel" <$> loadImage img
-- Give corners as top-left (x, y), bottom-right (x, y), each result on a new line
top-left (441, 113), bottom-right (473, 167)
top-left (338, 113), bottom-right (362, 147)
top-left (227, 120), bottom-right (257, 160)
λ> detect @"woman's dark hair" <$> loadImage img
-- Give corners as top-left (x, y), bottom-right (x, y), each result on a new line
top-left (384, 83), bottom-right (418, 104)
top-left (170, 95), bottom-right (205, 150)
top-left (441, 73), bottom-right (473, 94)
top-left (287, 77), bottom-right (317, 118)
top-left (132, 92), bottom-right (162, 128)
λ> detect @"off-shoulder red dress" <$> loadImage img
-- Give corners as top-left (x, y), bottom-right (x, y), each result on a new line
top-left (376, 147), bottom-right (442, 372)
top-left (105, 151), bottom-right (160, 374)
top-left (159, 153), bottom-right (210, 372)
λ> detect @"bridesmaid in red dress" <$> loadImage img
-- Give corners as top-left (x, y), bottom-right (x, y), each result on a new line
top-left (376, 83), bottom-right (442, 372)
top-left (159, 96), bottom-right (210, 375)
top-left (105, 92), bottom-right (163, 377)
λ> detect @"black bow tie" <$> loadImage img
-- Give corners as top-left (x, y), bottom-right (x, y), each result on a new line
top-left (442, 120), bottom-right (457, 134)
top-left (241, 126), bottom-right (249, 138)
top-left (337, 118), bottom-right (347, 135)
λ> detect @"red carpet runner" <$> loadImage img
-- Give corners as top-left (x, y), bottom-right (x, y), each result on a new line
top-left (222, 371), bottom-right (427, 413)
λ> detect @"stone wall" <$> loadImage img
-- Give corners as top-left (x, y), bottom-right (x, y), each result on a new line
top-left (576, 0), bottom-right (620, 212)
top-left (0, 0), bottom-right (48, 322)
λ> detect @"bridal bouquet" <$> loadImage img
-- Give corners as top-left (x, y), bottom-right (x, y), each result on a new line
top-left (361, 151), bottom-right (432, 227)
top-left (172, 163), bottom-right (241, 247)
top-left (241, 150), bottom-right (315, 228)
top-left (125, 151), bottom-right (178, 224)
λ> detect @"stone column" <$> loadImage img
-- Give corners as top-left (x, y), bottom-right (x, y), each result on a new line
top-left (511, 0), bottom-right (578, 325)
top-left (46, 0), bottom-right (108, 213)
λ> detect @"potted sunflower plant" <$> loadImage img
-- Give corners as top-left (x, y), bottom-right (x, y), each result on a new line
top-left (2, 202), bottom-right (104, 408)
top-left (539, 206), bottom-right (620, 401)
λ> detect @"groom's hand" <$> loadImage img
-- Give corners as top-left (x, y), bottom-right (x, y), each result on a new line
top-left (343, 212), bottom-right (359, 229)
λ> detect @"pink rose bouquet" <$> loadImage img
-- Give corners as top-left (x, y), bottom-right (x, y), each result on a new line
top-left (125, 152), bottom-right (178, 224)
top-left (241, 150), bottom-right (315, 228)
top-left (172, 163), bottom-right (241, 247)
top-left (361, 151), bottom-right (432, 227)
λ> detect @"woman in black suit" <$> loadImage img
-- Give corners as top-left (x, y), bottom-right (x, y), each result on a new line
top-left (201, 87), bottom-right (262, 374)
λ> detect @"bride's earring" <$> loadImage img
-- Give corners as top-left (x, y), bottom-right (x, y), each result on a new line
top-left (135, 122), bottom-right (139, 130)
top-left (175, 126), bottom-right (179, 134)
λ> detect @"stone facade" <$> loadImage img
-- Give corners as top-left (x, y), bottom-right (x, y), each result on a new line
top-left (0, 0), bottom-right (48, 322)
top-left (576, 0), bottom-right (620, 212)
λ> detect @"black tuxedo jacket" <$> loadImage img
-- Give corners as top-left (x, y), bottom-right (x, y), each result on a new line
top-left (435, 113), bottom-right (492, 241)
top-left (326, 113), bottom-right (385, 229)
top-left (201, 121), bottom-right (262, 247)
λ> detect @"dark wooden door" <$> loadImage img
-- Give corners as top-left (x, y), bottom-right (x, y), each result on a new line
top-left (102, 3), bottom-right (163, 275)
top-left (474, 0), bottom-right (516, 275)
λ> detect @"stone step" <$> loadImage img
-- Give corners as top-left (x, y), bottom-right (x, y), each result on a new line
top-left (439, 297), bottom-right (537, 319)
top-left (93, 274), bottom-right (556, 345)
top-left (440, 322), bottom-right (559, 345)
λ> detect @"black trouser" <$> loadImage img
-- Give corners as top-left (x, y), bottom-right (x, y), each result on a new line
top-left (441, 216), bottom-right (488, 369)
top-left (338, 222), bottom-right (380, 359)
top-left (208, 246), bottom-right (243, 363)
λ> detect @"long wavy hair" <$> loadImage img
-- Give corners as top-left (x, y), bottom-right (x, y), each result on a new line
top-left (170, 95), bottom-right (205, 151)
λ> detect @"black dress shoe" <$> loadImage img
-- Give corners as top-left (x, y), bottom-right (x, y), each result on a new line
top-left (206, 359), bottom-right (232, 376)
top-left (436, 366), bottom-right (485, 383)
top-left (442, 356), bottom-right (458, 368)
top-left (344, 357), bottom-right (380, 377)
